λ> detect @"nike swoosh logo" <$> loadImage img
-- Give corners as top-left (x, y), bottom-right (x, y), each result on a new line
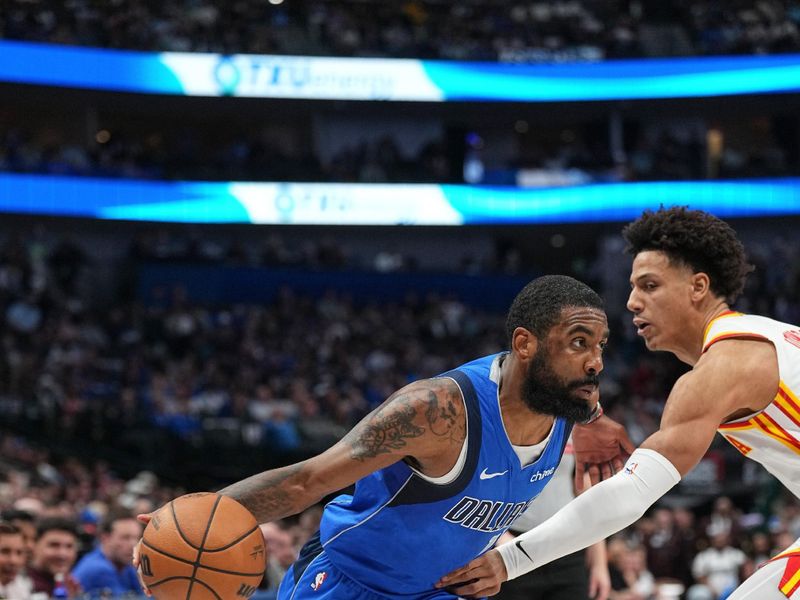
top-left (479, 468), bottom-right (508, 480)
top-left (515, 540), bottom-right (535, 564)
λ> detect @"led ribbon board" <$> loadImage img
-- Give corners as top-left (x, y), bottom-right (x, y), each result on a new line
top-left (2, 173), bottom-right (800, 225)
top-left (3, 40), bottom-right (800, 101)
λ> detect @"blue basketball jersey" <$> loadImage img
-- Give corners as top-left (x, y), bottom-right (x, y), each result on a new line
top-left (314, 353), bottom-right (572, 598)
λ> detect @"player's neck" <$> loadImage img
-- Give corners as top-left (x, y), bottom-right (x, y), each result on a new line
top-left (678, 301), bottom-right (732, 366)
top-left (503, 405), bottom-right (555, 446)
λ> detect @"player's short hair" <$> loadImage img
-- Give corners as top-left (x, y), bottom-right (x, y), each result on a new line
top-left (505, 275), bottom-right (604, 345)
top-left (35, 517), bottom-right (79, 541)
top-left (622, 207), bottom-right (753, 303)
top-left (0, 521), bottom-right (21, 537)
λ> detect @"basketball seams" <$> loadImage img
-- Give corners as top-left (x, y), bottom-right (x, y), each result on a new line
top-left (170, 500), bottom-right (201, 551)
top-left (147, 576), bottom-right (223, 600)
top-left (142, 538), bottom-right (196, 567)
top-left (202, 524), bottom-right (260, 553)
top-left (190, 577), bottom-right (223, 600)
top-left (143, 494), bottom-right (265, 598)
top-left (142, 538), bottom-right (265, 577)
top-left (148, 575), bottom-right (193, 588)
top-left (186, 494), bottom-right (223, 600)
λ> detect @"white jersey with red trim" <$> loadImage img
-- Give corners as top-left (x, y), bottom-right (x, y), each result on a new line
top-left (705, 311), bottom-right (800, 499)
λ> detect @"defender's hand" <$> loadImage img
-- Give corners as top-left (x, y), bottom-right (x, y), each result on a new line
top-left (573, 414), bottom-right (635, 491)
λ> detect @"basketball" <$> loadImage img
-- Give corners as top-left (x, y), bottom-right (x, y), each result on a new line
top-left (138, 492), bottom-right (266, 599)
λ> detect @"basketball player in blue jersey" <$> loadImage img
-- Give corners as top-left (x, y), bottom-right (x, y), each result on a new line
top-left (135, 275), bottom-right (634, 600)
top-left (439, 207), bottom-right (800, 600)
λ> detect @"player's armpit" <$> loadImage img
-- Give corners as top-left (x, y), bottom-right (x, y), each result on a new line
top-left (698, 337), bottom-right (779, 418)
top-left (642, 340), bottom-right (778, 476)
top-left (219, 378), bottom-right (466, 523)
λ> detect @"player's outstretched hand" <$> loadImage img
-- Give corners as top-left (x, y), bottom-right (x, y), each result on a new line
top-left (435, 549), bottom-right (507, 598)
top-left (573, 414), bottom-right (635, 492)
top-left (132, 512), bottom-right (154, 597)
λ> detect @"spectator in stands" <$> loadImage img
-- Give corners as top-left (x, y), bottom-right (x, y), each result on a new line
top-left (689, 528), bottom-right (747, 600)
top-left (607, 539), bottom-right (656, 600)
top-left (644, 507), bottom-right (694, 587)
top-left (0, 521), bottom-right (31, 599)
top-left (700, 496), bottom-right (744, 546)
top-left (28, 518), bottom-right (82, 598)
top-left (259, 522), bottom-right (297, 593)
top-left (672, 506), bottom-right (699, 588)
top-left (71, 511), bottom-right (143, 597)
top-left (0, 510), bottom-right (36, 567)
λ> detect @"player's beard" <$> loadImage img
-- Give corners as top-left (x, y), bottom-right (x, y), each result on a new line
top-left (521, 345), bottom-right (597, 423)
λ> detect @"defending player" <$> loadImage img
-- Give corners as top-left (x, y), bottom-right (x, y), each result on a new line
top-left (438, 207), bottom-right (800, 600)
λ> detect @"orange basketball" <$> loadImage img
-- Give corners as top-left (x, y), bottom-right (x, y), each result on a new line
top-left (139, 492), bottom-right (266, 599)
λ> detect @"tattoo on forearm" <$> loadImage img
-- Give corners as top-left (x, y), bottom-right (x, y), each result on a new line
top-left (219, 463), bottom-right (303, 523)
top-left (347, 393), bottom-right (425, 461)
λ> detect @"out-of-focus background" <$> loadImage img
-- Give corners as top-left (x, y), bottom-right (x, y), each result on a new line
top-left (1, 1), bottom-right (800, 598)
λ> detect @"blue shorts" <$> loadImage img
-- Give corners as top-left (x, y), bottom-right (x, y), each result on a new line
top-left (277, 534), bottom-right (475, 600)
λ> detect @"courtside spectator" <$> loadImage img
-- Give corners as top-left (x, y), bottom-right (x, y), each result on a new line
top-left (72, 511), bottom-right (142, 597)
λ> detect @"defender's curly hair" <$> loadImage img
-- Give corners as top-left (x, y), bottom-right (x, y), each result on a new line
top-left (505, 275), bottom-right (603, 345)
top-left (622, 207), bottom-right (753, 303)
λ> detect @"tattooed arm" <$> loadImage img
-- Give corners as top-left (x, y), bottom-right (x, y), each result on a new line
top-left (219, 377), bottom-right (467, 523)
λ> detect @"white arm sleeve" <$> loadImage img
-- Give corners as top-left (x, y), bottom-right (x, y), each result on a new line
top-left (497, 448), bottom-right (681, 580)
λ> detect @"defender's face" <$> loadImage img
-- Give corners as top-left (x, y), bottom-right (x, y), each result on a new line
top-left (627, 250), bottom-right (696, 351)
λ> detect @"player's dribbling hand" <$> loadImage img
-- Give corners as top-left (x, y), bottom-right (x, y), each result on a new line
top-left (132, 512), bottom-right (154, 597)
top-left (434, 549), bottom-right (507, 598)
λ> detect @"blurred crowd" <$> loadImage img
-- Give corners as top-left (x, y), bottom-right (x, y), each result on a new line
top-left (0, 432), bottom-right (315, 598)
top-left (1, 117), bottom-right (796, 185)
top-left (0, 125), bottom-right (454, 184)
top-left (0, 223), bottom-right (799, 598)
top-left (602, 495), bottom-right (800, 600)
top-left (2, 0), bottom-right (800, 61)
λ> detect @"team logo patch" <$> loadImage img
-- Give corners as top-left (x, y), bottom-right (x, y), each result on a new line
top-left (311, 571), bottom-right (328, 591)
top-left (785, 330), bottom-right (800, 350)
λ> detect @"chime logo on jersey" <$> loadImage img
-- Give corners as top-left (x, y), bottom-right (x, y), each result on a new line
top-left (310, 571), bottom-right (327, 591)
top-left (443, 497), bottom-right (532, 532)
top-left (529, 466), bottom-right (555, 482)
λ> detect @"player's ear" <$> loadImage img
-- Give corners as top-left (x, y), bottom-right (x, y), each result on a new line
top-left (690, 272), bottom-right (711, 302)
top-left (512, 327), bottom-right (538, 360)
